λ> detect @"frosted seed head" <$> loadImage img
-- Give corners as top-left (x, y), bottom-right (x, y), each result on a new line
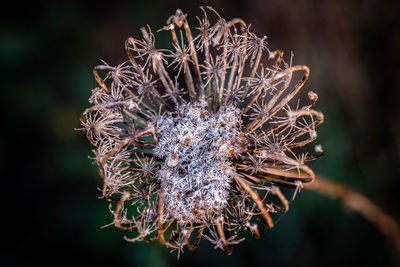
top-left (287, 110), bottom-right (297, 125)
top-left (155, 99), bottom-right (243, 223)
top-left (308, 91), bottom-right (318, 101)
top-left (79, 6), bottom-right (325, 255)
top-left (315, 144), bottom-right (323, 153)
top-left (166, 153), bottom-right (179, 167)
top-left (309, 129), bottom-right (317, 139)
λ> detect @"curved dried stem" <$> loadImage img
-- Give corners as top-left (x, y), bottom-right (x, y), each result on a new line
top-left (93, 65), bottom-right (114, 92)
top-left (213, 18), bottom-right (248, 97)
top-left (242, 50), bottom-right (284, 113)
top-left (215, 216), bottom-right (232, 255)
top-left (98, 126), bottom-right (156, 179)
top-left (213, 18), bottom-right (246, 46)
top-left (246, 65), bottom-right (309, 134)
top-left (181, 11), bottom-right (204, 95)
top-left (270, 186), bottom-right (289, 212)
top-left (249, 152), bottom-right (315, 184)
top-left (114, 192), bottom-right (136, 230)
top-left (185, 225), bottom-right (204, 251)
top-left (307, 176), bottom-right (400, 255)
top-left (125, 38), bottom-right (145, 75)
top-left (169, 27), bottom-right (197, 100)
top-left (157, 172), bottom-right (174, 248)
top-left (234, 175), bottom-right (274, 228)
top-left (82, 100), bottom-right (136, 117)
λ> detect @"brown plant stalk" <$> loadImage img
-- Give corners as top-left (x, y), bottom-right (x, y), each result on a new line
top-left (306, 176), bottom-right (400, 254)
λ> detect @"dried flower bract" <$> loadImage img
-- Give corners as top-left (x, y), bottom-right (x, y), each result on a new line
top-left (79, 6), bottom-right (324, 257)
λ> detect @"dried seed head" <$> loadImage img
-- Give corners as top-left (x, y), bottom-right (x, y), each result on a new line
top-left (79, 6), bottom-right (324, 257)
top-left (155, 99), bottom-right (243, 223)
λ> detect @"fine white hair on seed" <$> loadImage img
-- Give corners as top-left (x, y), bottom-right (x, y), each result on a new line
top-left (155, 98), bottom-right (243, 223)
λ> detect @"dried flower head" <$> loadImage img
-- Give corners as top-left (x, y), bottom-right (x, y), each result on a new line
top-left (79, 6), bottom-right (324, 257)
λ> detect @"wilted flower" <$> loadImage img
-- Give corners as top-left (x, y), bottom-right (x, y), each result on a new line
top-left (79, 6), bottom-right (324, 257)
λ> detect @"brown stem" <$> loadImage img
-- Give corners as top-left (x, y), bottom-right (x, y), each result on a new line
top-left (170, 27), bottom-right (197, 100)
top-left (216, 216), bottom-right (232, 255)
top-left (246, 223), bottom-right (261, 239)
top-left (218, 35), bottom-right (229, 108)
top-left (242, 50), bottom-right (284, 114)
top-left (182, 14), bottom-right (203, 96)
top-left (306, 176), bottom-right (400, 255)
top-left (213, 19), bottom-right (248, 96)
top-left (240, 47), bottom-right (263, 103)
top-left (224, 54), bottom-right (238, 106)
top-left (114, 192), bottom-right (136, 230)
top-left (234, 175), bottom-right (274, 228)
top-left (270, 186), bottom-right (289, 212)
top-left (157, 171), bottom-right (174, 248)
top-left (99, 126), bottom-right (155, 179)
top-left (185, 226), bottom-right (204, 251)
top-left (246, 65), bottom-right (309, 134)
top-left (93, 66), bottom-right (112, 92)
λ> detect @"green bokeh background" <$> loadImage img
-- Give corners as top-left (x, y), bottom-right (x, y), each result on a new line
top-left (2, 0), bottom-right (399, 266)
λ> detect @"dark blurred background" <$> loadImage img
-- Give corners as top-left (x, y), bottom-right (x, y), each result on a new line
top-left (2, 0), bottom-right (400, 266)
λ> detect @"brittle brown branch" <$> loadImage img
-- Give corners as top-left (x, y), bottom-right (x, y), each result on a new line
top-left (259, 152), bottom-right (315, 183)
top-left (236, 168), bottom-right (303, 188)
top-left (125, 38), bottom-right (144, 73)
top-left (283, 110), bottom-right (325, 150)
top-left (82, 99), bottom-right (136, 117)
top-left (223, 33), bottom-right (240, 106)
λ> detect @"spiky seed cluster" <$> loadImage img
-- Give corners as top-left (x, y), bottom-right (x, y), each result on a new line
top-left (79, 7), bottom-right (324, 257)
top-left (155, 99), bottom-right (243, 223)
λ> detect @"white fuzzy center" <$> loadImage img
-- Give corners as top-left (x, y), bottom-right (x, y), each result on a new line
top-left (154, 99), bottom-right (243, 223)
